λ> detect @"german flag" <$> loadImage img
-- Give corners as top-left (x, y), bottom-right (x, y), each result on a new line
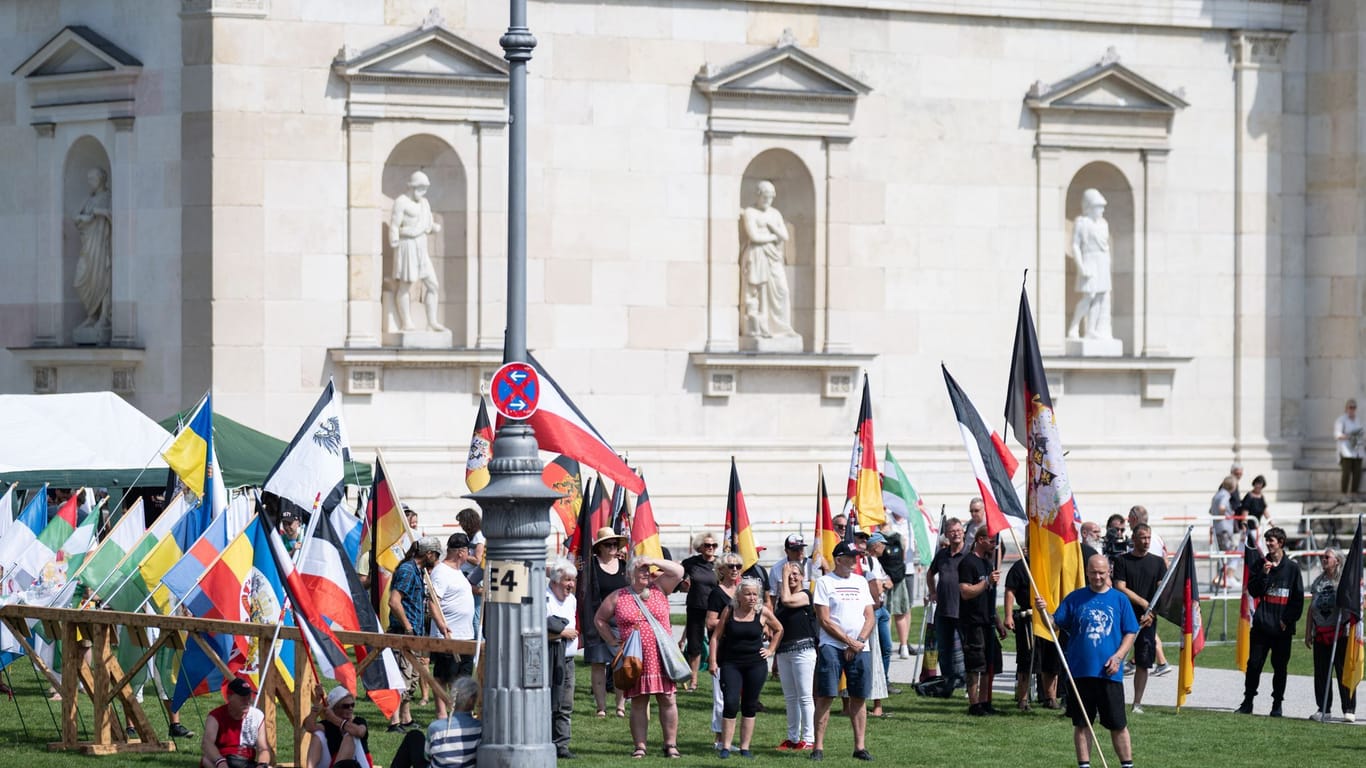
top-left (465, 397), bottom-right (494, 492)
top-left (1152, 529), bottom-right (1205, 708)
top-left (1337, 516), bottom-right (1363, 689)
top-left (1004, 285), bottom-right (1084, 639)
top-left (543, 455), bottom-right (583, 544)
top-left (814, 468), bottom-right (839, 572)
top-left (844, 376), bottom-right (886, 528)
top-left (631, 475), bottom-right (663, 560)
top-left (725, 458), bottom-right (759, 571)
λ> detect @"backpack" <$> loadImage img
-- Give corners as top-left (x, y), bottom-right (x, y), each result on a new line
top-left (879, 533), bottom-right (907, 584)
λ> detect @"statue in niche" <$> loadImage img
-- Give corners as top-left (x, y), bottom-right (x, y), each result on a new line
top-left (388, 170), bottom-right (447, 333)
top-left (73, 167), bottom-right (112, 344)
top-left (739, 180), bottom-right (801, 350)
top-left (1066, 188), bottom-right (1114, 342)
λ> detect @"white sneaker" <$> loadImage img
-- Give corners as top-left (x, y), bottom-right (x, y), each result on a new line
top-left (1346, 713), bottom-right (1357, 723)
top-left (1152, 663), bottom-right (1172, 677)
top-left (898, 645), bottom-right (911, 659)
top-left (1308, 712), bottom-right (1325, 722)
top-left (1131, 705), bottom-right (1144, 714)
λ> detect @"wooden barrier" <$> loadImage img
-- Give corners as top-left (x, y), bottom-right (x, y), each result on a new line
top-left (0, 604), bottom-right (479, 759)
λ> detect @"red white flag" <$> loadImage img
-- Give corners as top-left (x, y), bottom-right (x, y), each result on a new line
top-left (942, 365), bottom-right (1027, 536)
top-left (515, 354), bottom-right (643, 494)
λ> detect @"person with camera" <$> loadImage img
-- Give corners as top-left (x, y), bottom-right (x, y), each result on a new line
top-left (1102, 515), bottom-right (1129, 564)
top-left (1113, 524), bottom-right (1167, 713)
top-left (200, 677), bottom-right (273, 768)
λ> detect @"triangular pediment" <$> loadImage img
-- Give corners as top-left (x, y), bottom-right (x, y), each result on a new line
top-left (696, 45), bottom-right (870, 100)
top-left (12, 25), bottom-right (142, 78)
top-left (335, 26), bottom-right (507, 85)
top-left (1027, 58), bottom-right (1187, 114)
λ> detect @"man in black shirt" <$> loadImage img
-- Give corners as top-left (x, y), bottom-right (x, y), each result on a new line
top-left (926, 518), bottom-right (967, 692)
top-left (1113, 523), bottom-right (1166, 713)
top-left (958, 527), bottom-right (1005, 716)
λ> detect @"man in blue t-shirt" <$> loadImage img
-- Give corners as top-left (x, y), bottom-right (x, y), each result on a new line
top-left (1039, 554), bottom-right (1139, 768)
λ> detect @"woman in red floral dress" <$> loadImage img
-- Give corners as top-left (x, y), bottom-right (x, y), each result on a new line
top-left (595, 555), bottom-right (685, 758)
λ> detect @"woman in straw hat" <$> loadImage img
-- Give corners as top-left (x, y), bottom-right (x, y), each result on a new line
top-left (584, 526), bottom-right (630, 718)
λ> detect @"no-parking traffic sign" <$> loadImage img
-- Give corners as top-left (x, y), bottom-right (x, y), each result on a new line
top-left (490, 361), bottom-right (540, 420)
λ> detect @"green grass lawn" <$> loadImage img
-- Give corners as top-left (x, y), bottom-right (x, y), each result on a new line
top-left (0, 601), bottom-right (1335, 766)
top-left (0, 647), bottom-right (1358, 768)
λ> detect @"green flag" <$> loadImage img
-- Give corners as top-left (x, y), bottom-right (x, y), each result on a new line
top-left (882, 447), bottom-right (936, 567)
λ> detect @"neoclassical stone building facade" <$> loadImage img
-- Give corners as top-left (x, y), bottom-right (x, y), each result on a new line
top-left (0, 0), bottom-right (1360, 541)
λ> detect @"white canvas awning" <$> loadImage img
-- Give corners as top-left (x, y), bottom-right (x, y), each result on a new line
top-left (0, 392), bottom-right (172, 482)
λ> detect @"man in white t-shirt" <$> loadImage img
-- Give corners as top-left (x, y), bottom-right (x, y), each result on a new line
top-left (546, 557), bottom-right (579, 759)
top-left (430, 532), bottom-right (475, 720)
top-left (811, 541), bottom-right (876, 762)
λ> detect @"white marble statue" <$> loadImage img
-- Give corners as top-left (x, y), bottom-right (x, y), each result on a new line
top-left (1066, 188), bottom-right (1113, 341)
top-left (388, 170), bottom-right (446, 333)
top-left (73, 167), bottom-right (112, 342)
top-left (739, 180), bottom-right (801, 347)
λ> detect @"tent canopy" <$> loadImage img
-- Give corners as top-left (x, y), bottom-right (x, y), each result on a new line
top-left (158, 410), bottom-right (373, 490)
top-left (0, 392), bottom-right (173, 489)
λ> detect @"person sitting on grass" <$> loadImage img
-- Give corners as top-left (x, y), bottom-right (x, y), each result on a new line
top-left (390, 676), bottom-right (481, 768)
top-left (200, 677), bottom-right (273, 768)
top-left (303, 685), bottom-right (370, 768)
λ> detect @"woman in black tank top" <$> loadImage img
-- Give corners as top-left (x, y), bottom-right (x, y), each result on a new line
top-left (708, 578), bottom-right (784, 757)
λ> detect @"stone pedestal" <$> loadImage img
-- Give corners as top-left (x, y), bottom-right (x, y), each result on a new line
top-left (740, 335), bottom-right (803, 353)
top-left (72, 324), bottom-right (111, 346)
top-left (1065, 337), bottom-right (1122, 357)
top-left (395, 329), bottom-right (453, 348)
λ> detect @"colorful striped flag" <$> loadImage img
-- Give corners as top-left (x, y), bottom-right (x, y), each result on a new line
top-left (368, 455), bottom-right (413, 574)
top-left (521, 354), bottom-right (643, 494)
top-left (1151, 529), bottom-right (1205, 707)
top-left (943, 365), bottom-right (1027, 538)
top-left (1235, 528), bottom-right (1265, 672)
top-left (543, 455), bottom-right (584, 545)
top-left (1337, 516), bottom-right (1363, 689)
top-left (631, 475), bottom-right (663, 560)
top-left (882, 447), bottom-right (938, 568)
top-left (725, 459), bottom-right (759, 571)
top-left (0, 487), bottom-right (46, 592)
top-left (1004, 287), bottom-right (1085, 639)
top-left (814, 468), bottom-right (839, 572)
top-left (844, 376), bottom-right (886, 528)
top-left (465, 398), bottom-right (494, 493)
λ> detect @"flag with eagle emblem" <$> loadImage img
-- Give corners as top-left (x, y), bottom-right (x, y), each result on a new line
top-left (264, 380), bottom-right (352, 519)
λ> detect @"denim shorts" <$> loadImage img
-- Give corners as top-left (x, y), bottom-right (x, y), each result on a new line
top-left (815, 643), bottom-right (871, 699)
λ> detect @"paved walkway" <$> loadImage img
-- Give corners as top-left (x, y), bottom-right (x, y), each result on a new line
top-left (885, 645), bottom-right (1362, 724)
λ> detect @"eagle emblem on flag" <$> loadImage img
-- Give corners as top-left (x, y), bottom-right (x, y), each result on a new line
top-left (312, 417), bottom-right (343, 455)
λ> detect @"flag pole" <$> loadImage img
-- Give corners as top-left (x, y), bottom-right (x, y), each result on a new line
top-left (1318, 619), bottom-right (1342, 723)
top-left (254, 498), bottom-right (326, 712)
top-left (1005, 524), bottom-right (1109, 768)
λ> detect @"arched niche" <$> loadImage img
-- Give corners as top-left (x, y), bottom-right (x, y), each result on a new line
top-left (380, 135), bottom-right (467, 343)
top-left (62, 136), bottom-right (112, 343)
top-left (1064, 162), bottom-right (1134, 352)
top-left (739, 149), bottom-right (816, 352)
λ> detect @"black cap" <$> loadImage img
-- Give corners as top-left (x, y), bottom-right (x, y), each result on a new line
top-left (447, 532), bottom-right (471, 550)
top-left (227, 677), bottom-right (255, 697)
top-left (832, 541), bottom-right (856, 559)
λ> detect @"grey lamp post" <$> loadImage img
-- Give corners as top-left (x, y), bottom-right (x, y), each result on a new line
top-left (467, 2), bottom-right (560, 766)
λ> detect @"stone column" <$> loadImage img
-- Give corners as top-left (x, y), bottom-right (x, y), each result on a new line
top-left (704, 131), bottom-right (740, 353)
top-left (1139, 149), bottom-right (1169, 356)
top-left (111, 117), bottom-right (136, 346)
top-left (32, 122), bottom-right (60, 345)
top-left (821, 137), bottom-right (851, 353)
top-left (1232, 29), bottom-right (1290, 459)
top-left (1034, 146), bottom-right (1066, 355)
top-left (345, 118), bottom-right (380, 347)
top-left (476, 121), bottom-right (507, 349)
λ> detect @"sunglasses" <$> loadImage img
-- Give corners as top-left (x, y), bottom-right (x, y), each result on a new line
top-left (700, 543), bottom-right (718, 549)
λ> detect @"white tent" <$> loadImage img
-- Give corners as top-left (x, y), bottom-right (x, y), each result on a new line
top-left (0, 392), bottom-right (172, 486)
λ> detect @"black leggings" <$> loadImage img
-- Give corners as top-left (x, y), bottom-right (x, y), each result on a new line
top-left (1313, 640), bottom-right (1357, 714)
top-left (720, 659), bottom-right (768, 719)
